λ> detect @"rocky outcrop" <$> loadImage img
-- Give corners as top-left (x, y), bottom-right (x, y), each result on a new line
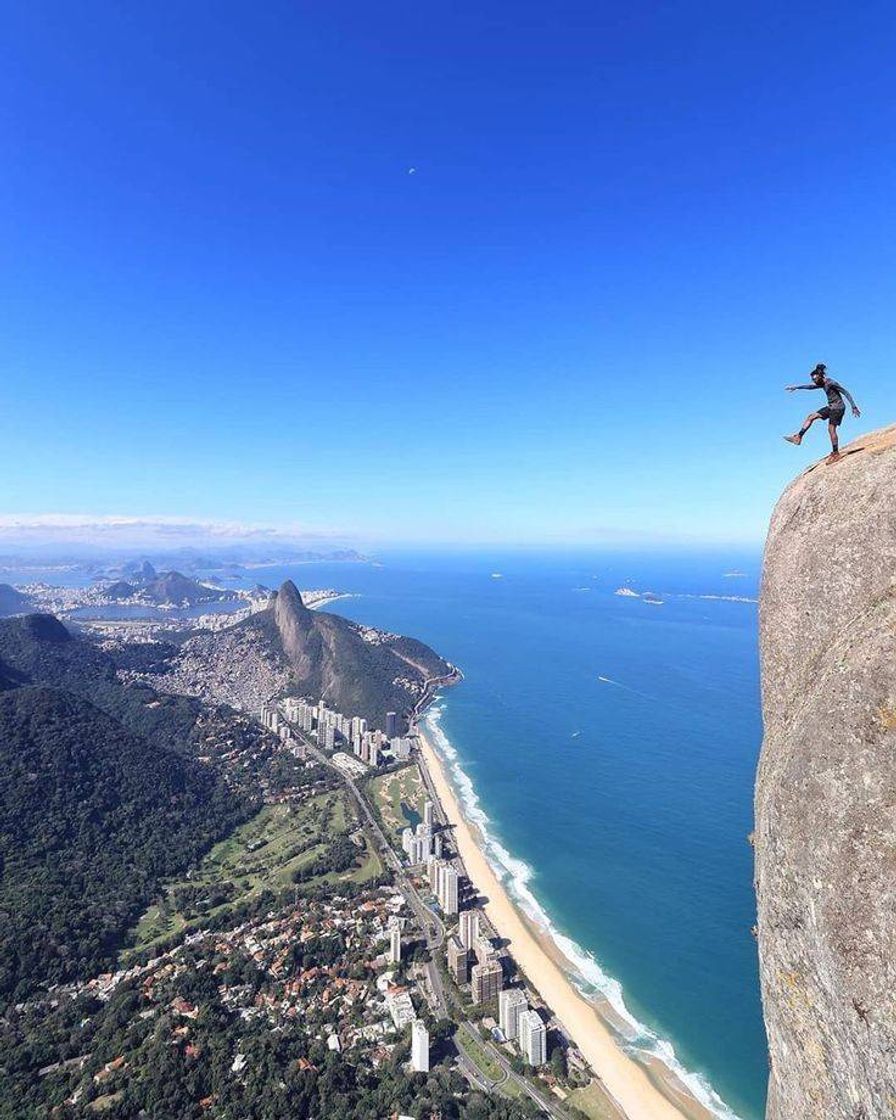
top-left (265, 581), bottom-right (453, 731)
top-left (755, 425), bottom-right (896, 1120)
top-left (272, 578), bottom-right (319, 678)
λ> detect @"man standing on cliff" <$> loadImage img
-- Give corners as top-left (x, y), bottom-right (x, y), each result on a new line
top-left (783, 364), bottom-right (861, 463)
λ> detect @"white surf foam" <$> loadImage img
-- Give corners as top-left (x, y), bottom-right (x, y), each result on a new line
top-left (597, 675), bottom-right (655, 702)
top-left (423, 703), bottom-right (746, 1120)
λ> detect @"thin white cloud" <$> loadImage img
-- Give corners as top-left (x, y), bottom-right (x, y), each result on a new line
top-left (0, 514), bottom-right (353, 549)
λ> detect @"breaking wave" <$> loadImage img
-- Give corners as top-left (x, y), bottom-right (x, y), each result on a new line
top-left (423, 703), bottom-right (745, 1120)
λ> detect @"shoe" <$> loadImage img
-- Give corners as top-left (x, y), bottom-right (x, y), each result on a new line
top-left (783, 434), bottom-right (801, 445)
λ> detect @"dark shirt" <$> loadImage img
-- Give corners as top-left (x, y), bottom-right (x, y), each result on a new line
top-left (798, 377), bottom-right (850, 410)
top-left (822, 378), bottom-right (845, 409)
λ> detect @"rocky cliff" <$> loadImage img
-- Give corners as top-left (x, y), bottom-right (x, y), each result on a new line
top-left (755, 425), bottom-right (896, 1120)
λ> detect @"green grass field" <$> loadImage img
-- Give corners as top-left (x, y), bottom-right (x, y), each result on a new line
top-left (566, 1080), bottom-right (628, 1120)
top-left (368, 764), bottom-right (427, 847)
top-left (457, 1026), bottom-right (505, 1084)
top-left (122, 790), bottom-right (379, 957)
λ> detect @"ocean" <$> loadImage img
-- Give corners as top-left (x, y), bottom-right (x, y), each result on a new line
top-left (5, 548), bottom-right (767, 1117)
top-left (250, 549), bottom-right (767, 1119)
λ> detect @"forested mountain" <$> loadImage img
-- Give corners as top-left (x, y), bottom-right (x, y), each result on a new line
top-left (0, 616), bottom-right (255, 1002)
top-left (0, 614), bottom-right (204, 756)
top-left (0, 687), bottom-right (247, 1002)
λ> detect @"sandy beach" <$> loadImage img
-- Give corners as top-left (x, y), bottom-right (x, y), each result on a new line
top-left (417, 726), bottom-right (718, 1120)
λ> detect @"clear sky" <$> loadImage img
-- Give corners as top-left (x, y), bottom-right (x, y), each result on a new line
top-left (2, 1), bottom-right (893, 548)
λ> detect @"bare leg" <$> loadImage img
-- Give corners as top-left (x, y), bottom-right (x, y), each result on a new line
top-left (784, 412), bottom-right (821, 445)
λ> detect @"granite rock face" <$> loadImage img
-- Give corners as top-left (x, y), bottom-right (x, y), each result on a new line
top-left (755, 425), bottom-right (896, 1120)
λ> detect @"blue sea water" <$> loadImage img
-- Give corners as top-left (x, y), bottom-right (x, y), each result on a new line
top-left (5, 549), bottom-right (766, 1117)
top-left (250, 549), bottom-right (767, 1119)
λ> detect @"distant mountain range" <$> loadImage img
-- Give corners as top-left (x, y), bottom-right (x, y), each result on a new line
top-left (104, 569), bottom-right (237, 606)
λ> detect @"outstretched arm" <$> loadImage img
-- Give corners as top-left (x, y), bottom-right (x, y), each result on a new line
top-left (785, 383), bottom-right (818, 392)
top-left (830, 380), bottom-right (861, 416)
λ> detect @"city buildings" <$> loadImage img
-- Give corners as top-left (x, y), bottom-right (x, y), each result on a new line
top-left (403, 827), bottom-right (431, 866)
top-left (411, 1019), bottom-right (430, 1073)
top-left (474, 933), bottom-right (496, 965)
top-left (389, 920), bottom-right (402, 965)
top-left (277, 698), bottom-right (392, 769)
top-left (519, 1009), bottom-right (547, 1066)
top-left (498, 988), bottom-right (528, 1040)
top-left (423, 800), bottom-right (434, 827)
top-left (391, 736), bottom-right (412, 761)
top-left (459, 909), bottom-right (480, 951)
top-left (437, 864), bottom-right (459, 915)
top-left (386, 711), bottom-right (398, 739)
top-left (447, 935), bottom-right (470, 985)
top-left (260, 703), bottom-right (280, 734)
top-left (471, 959), bottom-right (503, 1005)
top-left (386, 988), bottom-right (416, 1029)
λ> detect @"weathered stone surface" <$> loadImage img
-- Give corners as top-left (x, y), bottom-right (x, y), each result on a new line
top-left (755, 425), bottom-right (896, 1120)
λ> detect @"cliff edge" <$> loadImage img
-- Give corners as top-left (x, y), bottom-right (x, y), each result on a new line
top-left (756, 425), bottom-right (896, 1120)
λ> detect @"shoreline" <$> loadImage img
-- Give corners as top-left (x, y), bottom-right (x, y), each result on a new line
top-left (416, 716), bottom-right (724, 1120)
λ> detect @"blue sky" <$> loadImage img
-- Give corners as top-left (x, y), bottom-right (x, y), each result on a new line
top-left (2, 1), bottom-right (893, 548)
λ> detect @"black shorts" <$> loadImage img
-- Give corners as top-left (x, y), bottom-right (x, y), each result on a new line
top-left (818, 405), bottom-right (845, 426)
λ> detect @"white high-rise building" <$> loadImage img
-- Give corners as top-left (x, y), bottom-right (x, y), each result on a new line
top-left (436, 864), bottom-right (459, 914)
top-left (415, 821), bottom-right (433, 860)
top-left (423, 800), bottom-right (434, 827)
top-left (411, 1019), bottom-right (430, 1073)
top-left (402, 827), bottom-right (415, 859)
top-left (433, 833), bottom-right (443, 858)
top-left (391, 736), bottom-right (411, 761)
top-left (459, 909), bottom-right (480, 951)
top-left (427, 856), bottom-right (440, 889)
top-left (389, 921), bottom-right (402, 964)
top-left (519, 1009), bottom-right (547, 1066)
top-left (350, 716), bottom-right (368, 740)
top-left (498, 988), bottom-right (528, 1040)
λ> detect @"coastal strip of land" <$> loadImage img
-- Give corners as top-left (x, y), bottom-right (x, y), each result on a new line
top-left (416, 725), bottom-right (717, 1120)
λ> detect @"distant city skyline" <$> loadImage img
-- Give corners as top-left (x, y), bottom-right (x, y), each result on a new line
top-left (3, 3), bottom-right (892, 547)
